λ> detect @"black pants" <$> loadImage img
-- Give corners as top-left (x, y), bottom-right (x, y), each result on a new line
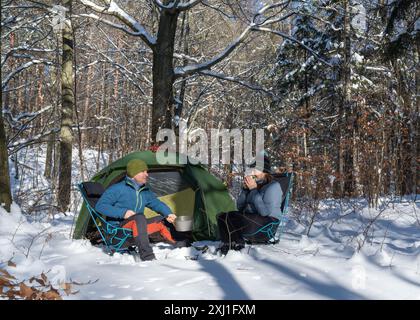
top-left (216, 211), bottom-right (278, 245)
top-left (121, 215), bottom-right (156, 260)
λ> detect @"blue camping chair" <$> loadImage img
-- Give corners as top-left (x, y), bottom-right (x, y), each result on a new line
top-left (78, 182), bottom-right (134, 254)
top-left (242, 172), bottom-right (294, 244)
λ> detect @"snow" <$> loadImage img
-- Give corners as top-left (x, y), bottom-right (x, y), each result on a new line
top-left (1, 197), bottom-right (419, 299)
top-left (1, 147), bottom-right (420, 300)
top-left (353, 52), bottom-right (364, 64)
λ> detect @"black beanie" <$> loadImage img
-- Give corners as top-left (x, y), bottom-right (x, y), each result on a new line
top-left (249, 154), bottom-right (272, 174)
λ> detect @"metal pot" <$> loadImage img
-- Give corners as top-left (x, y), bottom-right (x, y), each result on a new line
top-left (174, 215), bottom-right (193, 232)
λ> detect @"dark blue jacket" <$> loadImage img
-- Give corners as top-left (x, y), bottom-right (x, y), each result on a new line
top-left (95, 176), bottom-right (172, 219)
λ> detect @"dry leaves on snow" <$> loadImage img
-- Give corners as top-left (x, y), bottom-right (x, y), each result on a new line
top-left (0, 261), bottom-right (85, 300)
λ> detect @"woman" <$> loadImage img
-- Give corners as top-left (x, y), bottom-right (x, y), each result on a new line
top-left (217, 155), bottom-right (283, 255)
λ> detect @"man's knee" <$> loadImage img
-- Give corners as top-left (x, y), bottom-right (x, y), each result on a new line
top-left (134, 214), bottom-right (147, 223)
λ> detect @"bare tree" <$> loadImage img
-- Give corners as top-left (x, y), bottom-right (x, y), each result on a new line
top-left (0, 109), bottom-right (12, 212)
top-left (57, 0), bottom-right (74, 212)
top-left (77, 0), bottom-right (299, 141)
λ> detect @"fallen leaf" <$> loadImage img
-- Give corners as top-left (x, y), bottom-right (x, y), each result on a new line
top-left (19, 283), bottom-right (34, 299)
top-left (43, 288), bottom-right (62, 300)
top-left (61, 282), bottom-right (72, 296)
top-left (7, 260), bottom-right (16, 268)
top-left (41, 273), bottom-right (48, 284)
top-left (0, 276), bottom-right (14, 287)
top-left (6, 289), bottom-right (19, 300)
top-left (35, 277), bottom-right (45, 287)
top-left (0, 268), bottom-right (16, 280)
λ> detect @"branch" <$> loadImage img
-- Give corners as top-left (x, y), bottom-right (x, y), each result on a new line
top-left (197, 70), bottom-right (274, 97)
top-left (173, 52), bottom-right (201, 63)
top-left (77, 0), bottom-right (156, 47)
top-left (174, 25), bottom-right (253, 78)
top-left (96, 51), bottom-right (148, 94)
top-left (174, 1), bottom-right (292, 78)
top-left (2, 59), bottom-right (53, 91)
top-left (3, 105), bottom-right (53, 127)
top-left (201, 1), bottom-right (235, 19)
top-left (84, 42), bottom-right (149, 93)
top-left (1, 46), bottom-right (55, 67)
top-left (7, 128), bottom-right (60, 152)
top-left (153, 0), bottom-right (202, 12)
top-left (253, 27), bottom-right (333, 67)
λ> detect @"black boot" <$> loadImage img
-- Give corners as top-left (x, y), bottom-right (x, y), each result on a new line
top-left (232, 240), bottom-right (245, 251)
top-left (172, 240), bottom-right (189, 248)
top-left (218, 243), bottom-right (230, 256)
top-left (140, 251), bottom-right (156, 261)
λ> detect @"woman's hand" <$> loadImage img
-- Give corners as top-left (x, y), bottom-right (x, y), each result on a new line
top-left (166, 213), bottom-right (177, 224)
top-left (244, 176), bottom-right (257, 190)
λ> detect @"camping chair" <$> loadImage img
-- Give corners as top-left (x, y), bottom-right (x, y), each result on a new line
top-left (78, 182), bottom-right (134, 255)
top-left (242, 172), bottom-right (294, 245)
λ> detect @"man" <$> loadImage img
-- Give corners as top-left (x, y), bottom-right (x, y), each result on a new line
top-left (95, 159), bottom-right (178, 261)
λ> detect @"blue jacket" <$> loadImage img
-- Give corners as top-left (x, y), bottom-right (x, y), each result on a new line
top-left (237, 180), bottom-right (283, 219)
top-left (95, 176), bottom-right (172, 219)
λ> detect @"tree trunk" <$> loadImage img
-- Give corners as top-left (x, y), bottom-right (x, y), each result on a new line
top-left (413, 44), bottom-right (420, 194)
top-left (174, 12), bottom-right (190, 137)
top-left (151, 6), bottom-right (180, 142)
top-left (338, 0), bottom-right (352, 197)
top-left (0, 110), bottom-right (12, 212)
top-left (352, 102), bottom-right (363, 196)
top-left (58, 0), bottom-right (74, 212)
top-left (44, 133), bottom-right (54, 179)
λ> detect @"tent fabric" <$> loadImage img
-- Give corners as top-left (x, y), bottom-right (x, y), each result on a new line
top-left (143, 187), bottom-right (195, 219)
top-left (73, 150), bottom-right (236, 241)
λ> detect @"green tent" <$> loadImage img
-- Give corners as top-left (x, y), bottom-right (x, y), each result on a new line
top-left (73, 150), bottom-right (236, 241)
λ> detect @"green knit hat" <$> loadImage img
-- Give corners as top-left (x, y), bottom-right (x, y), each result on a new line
top-left (127, 159), bottom-right (148, 177)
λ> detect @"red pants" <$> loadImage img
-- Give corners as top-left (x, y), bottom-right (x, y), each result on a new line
top-left (122, 219), bottom-right (175, 244)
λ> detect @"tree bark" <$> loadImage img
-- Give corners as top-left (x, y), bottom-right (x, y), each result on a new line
top-left (338, 0), bottom-right (352, 197)
top-left (0, 110), bottom-right (12, 212)
top-left (151, 4), bottom-right (180, 143)
top-left (58, 0), bottom-right (74, 212)
top-left (413, 44), bottom-right (420, 194)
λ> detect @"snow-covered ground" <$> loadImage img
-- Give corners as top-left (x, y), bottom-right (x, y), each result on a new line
top-left (1, 197), bottom-right (419, 300)
top-left (1, 146), bottom-right (419, 299)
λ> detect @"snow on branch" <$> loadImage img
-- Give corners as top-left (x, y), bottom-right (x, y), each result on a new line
top-left (1, 46), bottom-right (55, 67)
top-left (3, 105), bottom-right (53, 128)
top-left (2, 59), bottom-right (53, 91)
top-left (7, 128), bottom-right (60, 155)
top-left (253, 27), bottom-right (333, 67)
top-left (97, 54), bottom-right (148, 94)
top-left (174, 1), bottom-right (293, 78)
top-left (84, 43), bottom-right (149, 93)
top-left (174, 25), bottom-right (253, 78)
top-left (153, 0), bottom-right (202, 12)
top-left (78, 0), bottom-right (156, 47)
top-left (200, 1), bottom-right (235, 19)
top-left (173, 52), bottom-right (201, 64)
top-left (253, 0), bottom-right (291, 23)
top-left (198, 70), bottom-right (274, 97)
